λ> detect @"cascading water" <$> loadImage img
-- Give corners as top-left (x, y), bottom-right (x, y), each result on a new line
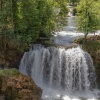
top-left (19, 5), bottom-right (99, 100)
top-left (19, 44), bottom-right (98, 100)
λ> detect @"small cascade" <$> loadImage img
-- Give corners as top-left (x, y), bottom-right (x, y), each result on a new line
top-left (64, 6), bottom-right (77, 32)
top-left (19, 44), bottom-right (97, 100)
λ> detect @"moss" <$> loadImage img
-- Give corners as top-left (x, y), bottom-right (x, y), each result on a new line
top-left (4, 86), bottom-right (18, 100)
top-left (0, 68), bottom-right (20, 77)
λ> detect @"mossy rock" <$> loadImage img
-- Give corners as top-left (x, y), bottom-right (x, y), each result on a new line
top-left (74, 36), bottom-right (100, 89)
top-left (4, 86), bottom-right (18, 100)
top-left (0, 68), bottom-right (20, 77)
top-left (0, 68), bottom-right (42, 100)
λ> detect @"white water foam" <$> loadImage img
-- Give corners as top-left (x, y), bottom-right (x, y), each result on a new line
top-left (19, 45), bottom-right (99, 100)
top-left (53, 31), bottom-right (100, 45)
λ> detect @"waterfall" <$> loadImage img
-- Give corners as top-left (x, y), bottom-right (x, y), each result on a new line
top-left (19, 44), bottom-right (97, 100)
top-left (19, 5), bottom-right (99, 100)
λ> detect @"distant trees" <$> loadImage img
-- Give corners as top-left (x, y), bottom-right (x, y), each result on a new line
top-left (0, 0), bottom-right (14, 49)
top-left (53, 0), bottom-right (68, 31)
top-left (0, 0), bottom-right (68, 46)
top-left (0, 0), bottom-right (13, 34)
top-left (68, 0), bottom-right (80, 5)
top-left (77, 0), bottom-right (100, 42)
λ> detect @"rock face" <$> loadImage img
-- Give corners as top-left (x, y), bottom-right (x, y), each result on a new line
top-left (0, 68), bottom-right (42, 100)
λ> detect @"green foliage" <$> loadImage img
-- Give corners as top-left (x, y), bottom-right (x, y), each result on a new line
top-left (0, 0), bottom-right (13, 35)
top-left (0, 0), bottom-right (68, 47)
top-left (36, 0), bottom-right (55, 37)
top-left (54, 0), bottom-right (68, 30)
top-left (77, 0), bottom-right (100, 40)
top-left (0, 68), bottom-right (19, 77)
top-left (82, 41), bottom-right (100, 54)
top-left (13, 0), bottom-right (40, 43)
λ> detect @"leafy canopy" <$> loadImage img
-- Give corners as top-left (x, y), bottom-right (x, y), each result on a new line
top-left (0, 0), bottom-right (68, 45)
top-left (77, 0), bottom-right (100, 39)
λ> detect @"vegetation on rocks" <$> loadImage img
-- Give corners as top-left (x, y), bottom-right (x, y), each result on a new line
top-left (0, 37), bottom-right (24, 68)
top-left (0, 68), bottom-right (42, 100)
top-left (74, 35), bottom-right (100, 88)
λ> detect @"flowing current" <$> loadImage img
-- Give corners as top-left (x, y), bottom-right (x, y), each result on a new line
top-left (19, 45), bottom-right (98, 100)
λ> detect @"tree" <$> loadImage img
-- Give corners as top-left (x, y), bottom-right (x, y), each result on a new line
top-left (0, 0), bottom-right (14, 49)
top-left (36, 0), bottom-right (55, 37)
top-left (12, 0), bottom-right (40, 43)
top-left (77, 0), bottom-right (100, 42)
top-left (0, 0), bottom-right (68, 46)
top-left (13, 0), bottom-right (68, 43)
top-left (53, 0), bottom-right (68, 31)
